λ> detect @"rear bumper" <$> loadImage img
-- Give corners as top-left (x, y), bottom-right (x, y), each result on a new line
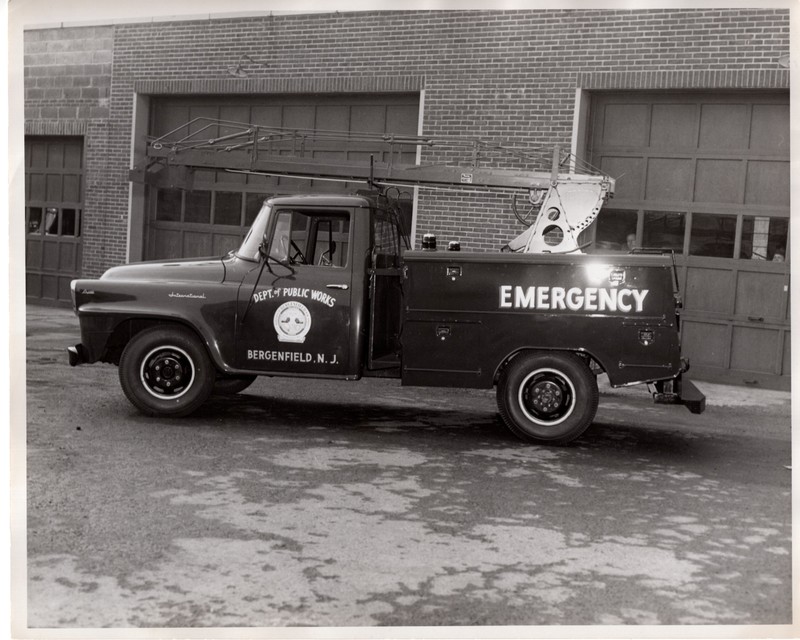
top-left (653, 375), bottom-right (706, 414)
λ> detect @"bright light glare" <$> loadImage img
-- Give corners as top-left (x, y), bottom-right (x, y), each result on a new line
top-left (584, 263), bottom-right (611, 284)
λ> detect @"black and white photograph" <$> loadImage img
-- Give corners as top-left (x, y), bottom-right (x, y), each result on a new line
top-left (7, 0), bottom-right (795, 637)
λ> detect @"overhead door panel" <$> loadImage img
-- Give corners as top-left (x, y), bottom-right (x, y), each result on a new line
top-left (147, 94), bottom-right (420, 262)
top-left (316, 106), bottom-right (350, 131)
top-left (650, 103), bottom-right (696, 148)
top-left (589, 91), bottom-right (789, 388)
top-left (751, 104), bottom-right (789, 152)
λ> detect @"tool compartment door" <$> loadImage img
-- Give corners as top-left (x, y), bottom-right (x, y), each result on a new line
top-left (401, 256), bottom-right (487, 388)
top-left (235, 207), bottom-right (354, 375)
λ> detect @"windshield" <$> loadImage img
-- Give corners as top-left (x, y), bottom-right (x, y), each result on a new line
top-left (236, 201), bottom-right (273, 261)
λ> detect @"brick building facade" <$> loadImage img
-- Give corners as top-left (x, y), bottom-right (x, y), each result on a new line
top-left (23, 9), bottom-right (791, 387)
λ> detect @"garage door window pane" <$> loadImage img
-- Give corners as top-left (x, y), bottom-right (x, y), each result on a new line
top-left (689, 213), bottom-right (736, 258)
top-left (593, 209), bottom-right (638, 252)
top-left (215, 192), bottom-right (242, 226)
top-left (185, 190), bottom-right (211, 224)
top-left (156, 189), bottom-right (182, 222)
top-left (28, 207), bottom-right (42, 234)
top-left (741, 216), bottom-right (788, 262)
top-left (44, 207), bottom-right (59, 235)
top-left (643, 211), bottom-right (685, 253)
top-left (61, 208), bottom-right (79, 237)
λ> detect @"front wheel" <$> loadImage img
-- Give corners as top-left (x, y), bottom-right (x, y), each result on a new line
top-left (119, 327), bottom-right (215, 417)
top-left (497, 351), bottom-right (598, 445)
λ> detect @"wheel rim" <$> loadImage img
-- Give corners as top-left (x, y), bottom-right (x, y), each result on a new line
top-left (517, 367), bottom-right (576, 426)
top-left (140, 345), bottom-right (195, 400)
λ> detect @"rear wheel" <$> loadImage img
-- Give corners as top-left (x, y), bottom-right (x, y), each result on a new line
top-left (119, 327), bottom-right (215, 417)
top-left (213, 374), bottom-right (257, 395)
top-left (497, 351), bottom-right (598, 445)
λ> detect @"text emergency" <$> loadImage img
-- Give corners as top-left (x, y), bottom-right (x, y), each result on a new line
top-left (499, 285), bottom-right (649, 313)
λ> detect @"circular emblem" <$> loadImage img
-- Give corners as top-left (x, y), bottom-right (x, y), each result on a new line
top-left (273, 301), bottom-right (312, 343)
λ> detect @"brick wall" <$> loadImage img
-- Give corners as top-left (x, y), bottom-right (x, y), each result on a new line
top-left (24, 9), bottom-right (790, 274)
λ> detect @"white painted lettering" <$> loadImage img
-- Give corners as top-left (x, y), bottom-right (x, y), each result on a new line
top-left (536, 287), bottom-right (550, 308)
top-left (500, 285), bottom-right (513, 308)
top-left (497, 285), bottom-right (650, 314)
top-left (515, 286), bottom-right (536, 309)
top-left (632, 289), bottom-right (648, 312)
top-left (584, 287), bottom-right (598, 311)
top-left (566, 287), bottom-right (583, 311)
top-left (598, 288), bottom-right (616, 312)
top-left (617, 290), bottom-right (632, 313)
top-left (310, 289), bottom-right (336, 307)
top-left (551, 287), bottom-right (566, 310)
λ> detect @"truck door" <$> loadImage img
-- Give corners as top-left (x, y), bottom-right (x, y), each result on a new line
top-left (235, 207), bottom-right (354, 375)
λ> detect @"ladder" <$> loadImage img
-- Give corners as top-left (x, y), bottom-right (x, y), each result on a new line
top-left (129, 117), bottom-right (615, 254)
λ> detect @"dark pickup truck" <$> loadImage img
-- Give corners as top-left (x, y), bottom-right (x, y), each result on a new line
top-left (68, 192), bottom-right (705, 444)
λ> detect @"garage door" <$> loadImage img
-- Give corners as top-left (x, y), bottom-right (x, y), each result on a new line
top-left (588, 92), bottom-right (790, 388)
top-left (25, 137), bottom-right (84, 306)
top-left (146, 94), bottom-right (420, 261)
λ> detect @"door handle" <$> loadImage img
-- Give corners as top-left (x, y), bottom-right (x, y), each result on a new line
top-left (326, 284), bottom-right (349, 290)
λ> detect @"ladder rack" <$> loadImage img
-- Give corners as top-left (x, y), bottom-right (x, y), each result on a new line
top-left (130, 117), bottom-right (615, 254)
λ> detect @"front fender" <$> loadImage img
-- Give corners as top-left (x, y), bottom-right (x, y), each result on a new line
top-left (73, 285), bottom-right (239, 370)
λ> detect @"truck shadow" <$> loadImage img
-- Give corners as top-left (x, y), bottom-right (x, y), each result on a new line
top-left (178, 391), bottom-right (714, 461)
top-left (195, 391), bottom-right (511, 444)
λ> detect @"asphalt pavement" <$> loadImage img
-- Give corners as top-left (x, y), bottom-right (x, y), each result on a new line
top-left (19, 304), bottom-right (793, 634)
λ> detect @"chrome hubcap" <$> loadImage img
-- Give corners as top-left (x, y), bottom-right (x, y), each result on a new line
top-left (518, 368), bottom-right (576, 426)
top-left (140, 345), bottom-right (194, 399)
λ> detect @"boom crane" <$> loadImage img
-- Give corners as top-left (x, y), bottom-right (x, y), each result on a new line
top-left (130, 117), bottom-right (615, 254)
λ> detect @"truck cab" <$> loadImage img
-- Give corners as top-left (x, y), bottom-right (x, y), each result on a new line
top-left (230, 193), bottom-right (404, 379)
top-left (69, 194), bottom-right (406, 395)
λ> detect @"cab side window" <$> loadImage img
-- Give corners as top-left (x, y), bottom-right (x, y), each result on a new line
top-left (269, 209), bottom-right (350, 267)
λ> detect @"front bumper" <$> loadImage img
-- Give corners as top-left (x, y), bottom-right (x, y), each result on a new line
top-left (67, 344), bottom-right (88, 367)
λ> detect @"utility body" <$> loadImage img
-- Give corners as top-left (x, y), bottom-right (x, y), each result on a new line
top-left (68, 192), bottom-right (705, 444)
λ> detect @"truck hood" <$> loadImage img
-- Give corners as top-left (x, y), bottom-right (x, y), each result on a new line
top-left (100, 257), bottom-right (226, 284)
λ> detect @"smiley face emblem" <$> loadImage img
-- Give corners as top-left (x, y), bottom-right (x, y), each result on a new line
top-left (273, 301), bottom-right (312, 343)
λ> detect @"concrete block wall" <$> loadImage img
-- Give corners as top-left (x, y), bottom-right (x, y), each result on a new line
top-left (24, 26), bottom-right (112, 125)
top-left (24, 9), bottom-right (790, 274)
